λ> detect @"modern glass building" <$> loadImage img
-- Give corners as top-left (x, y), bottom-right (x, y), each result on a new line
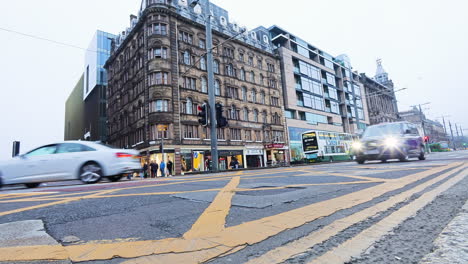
top-left (84, 30), bottom-right (115, 99)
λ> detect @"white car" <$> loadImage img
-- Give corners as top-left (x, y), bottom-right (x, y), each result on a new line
top-left (0, 141), bottom-right (141, 188)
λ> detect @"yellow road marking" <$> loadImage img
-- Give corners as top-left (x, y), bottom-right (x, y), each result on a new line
top-left (310, 166), bottom-right (467, 264)
top-left (184, 177), bottom-right (240, 239)
top-left (246, 164), bottom-right (467, 264)
top-left (0, 163), bottom-right (460, 262)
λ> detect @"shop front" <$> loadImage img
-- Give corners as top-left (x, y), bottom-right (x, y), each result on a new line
top-left (179, 149), bottom-right (245, 174)
top-left (149, 150), bottom-right (175, 177)
top-left (245, 148), bottom-right (265, 168)
top-left (265, 143), bottom-right (288, 166)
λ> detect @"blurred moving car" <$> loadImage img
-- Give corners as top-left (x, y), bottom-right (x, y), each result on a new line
top-left (352, 122), bottom-right (426, 164)
top-left (0, 141), bottom-right (141, 188)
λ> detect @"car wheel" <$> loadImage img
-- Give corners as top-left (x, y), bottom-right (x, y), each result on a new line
top-left (381, 159), bottom-right (387, 163)
top-left (356, 158), bottom-right (366, 164)
top-left (25, 183), bottom-right (41, 188)
top-left (108, 175), bottom-right (123, 182)
top-left (418, 148), bottom-right (426, 160)
top-left (79, 162), bottom-right (103, 184)
top-left (399, 152), bottom-right (410, 162)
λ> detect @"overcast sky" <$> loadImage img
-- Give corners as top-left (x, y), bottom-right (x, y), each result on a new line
top-left (0, 0), bottom-right (466, 158)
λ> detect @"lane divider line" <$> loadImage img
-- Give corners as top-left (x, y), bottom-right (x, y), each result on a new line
top-left (245, 164), bottom-right (467, 264)
top-left (310, 166), bottom-right (467, 264)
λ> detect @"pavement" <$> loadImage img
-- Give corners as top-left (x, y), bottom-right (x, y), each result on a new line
top-left (0, 150), bottom-right (466, 264)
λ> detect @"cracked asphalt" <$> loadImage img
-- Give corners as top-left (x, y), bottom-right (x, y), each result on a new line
top-left (0, 150), bottom-right (467, 263)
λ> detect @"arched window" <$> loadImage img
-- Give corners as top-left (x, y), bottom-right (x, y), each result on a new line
top-left (262, 111), bottom-right (267, 124)
top-left (200, 56), bottom-right (206, 70)
top-left (230, 105), bottom-right (237, 120)
top-left (243, 107), bottom-right (249, 121)
top-left (240, 68), bottom-right (246, 81)
top-left (186, 98), bottom-right (193, 114)
top-left (253, 109), bottom-right (259, 122)
top-left (273, 113), bottom-right (281, 124)
top-left (260, 91), bottom-right (266, 104)
top-left (201, 77), bottom-right (207, 93)
top-left (242, 86), bottom-right (247, 101)
top-left (250, 71), bottom-right (255, 83)
top-left (183, 50), bottom-right (191, 65)
top-left (251, 89), bottom-right (257, 103)
top-left (260, 74), bottom-right (264, 85)
top-left (213, 60), bottom-right (219, 74)
top-left (225, 64), bottom-right (234, 77)
top-left (215, 79), bottom-right (221, 95)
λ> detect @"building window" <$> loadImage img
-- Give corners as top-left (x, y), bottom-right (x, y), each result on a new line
top-left (243, 107), bottom-right (249, 121)
top-left (185, 98), bottom-right (193, 114)
top-left (257, 59), bottom-right (263, 70)
top-left (259, 74), bottom-right (264, 86)
top-left (217, 128), bottom-right (225, 140)
top-left (268, 79), bottom-right (277, 89)
top-left (253, 109), bottom-right (259, 122)
top-left (263, 131), bottom-right (270, 142)
top-left (330, 101), bottom-right (340, 114)
top-left (149, 72), bottom-right (169, 85)
top-left (242, 86), bottom-right (247, 101)
top-left (273, 131), bottom-right (284, 142)
top-left (251, 89), bottom-right (257, 103)
top-left (148, 23), bottom-right (167, 36)
top-left (225, 64), bottom-right (235, 77)
top-left (271, 97), bottom-right (279, 106)
top-left (230, 128), bottom-right (241, 141)
top-left (260, 91), bottom-right (266, 104)
top-left (255, 130), bottom-right (261, 142)
top-left (213, 60), bottom-right (220, 74)
top-left (178, 31), bottom-right (193, 44)
top-left (182, 50), bottom-right (191, 65)
top-left (250, 71), bottom-right (255, 83)
top-left (262, 111), bottom-right (267, 124)
top-left (267, 63), bottom-right (275, 73)
top-left (227, 86), bottom-right (239, 99)
top-left (229, 105), bottom-right (239, 120)
top-left (248, 56), bottom-right (254, 66)
top-left (272, 113), bottom-right (281, 124)
top-left (245, 130), bottom-right (252, 141)
top-left (201, 77), bottom-right (207, 93)
top-left (150, 124), bottom-right (169, 139)
top-left (151, 99), bottom-right (169, 112)
top-left (240, 68), bottom-right (246, 81)
top-left (199, 39), bottom-right (206, 49)
top-left (200, 56), bottom-right (206, 70)
top-left (239, 53), bottom-right (244, 62)
top-left (183, 125), bottom-right (199, 139)
top-left (148, 47), bottom-right (168, 59)
top-left (223, 47), bottom-right (234, 58)
top-left (182, 77), bottom-right (197, 90)
top-left (215, 79), bottom-right (221, 95)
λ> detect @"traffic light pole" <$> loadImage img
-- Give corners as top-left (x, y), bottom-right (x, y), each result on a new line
top-left (204, 0), bottom-right (219, 172)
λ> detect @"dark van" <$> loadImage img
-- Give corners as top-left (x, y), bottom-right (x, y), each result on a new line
top-left (352, 122), bottom-right (426, 164)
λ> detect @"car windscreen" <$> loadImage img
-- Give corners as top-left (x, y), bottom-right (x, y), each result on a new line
top-left (363, 124), bottom-right (403, 138)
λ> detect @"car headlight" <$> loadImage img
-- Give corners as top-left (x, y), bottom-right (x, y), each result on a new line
top-left (384, 137), bottom-right (399, 148)
top-left (352, 142), bottom-right (363, 150)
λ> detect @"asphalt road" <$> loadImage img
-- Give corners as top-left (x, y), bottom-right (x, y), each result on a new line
top-left (0, 151), bottom-right (467, 264)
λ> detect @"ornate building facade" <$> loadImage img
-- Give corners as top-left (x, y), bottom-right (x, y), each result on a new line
top-left (360, 59), bottom-right (399, 125)
top-left (105, 0), bottom-right (287, 175)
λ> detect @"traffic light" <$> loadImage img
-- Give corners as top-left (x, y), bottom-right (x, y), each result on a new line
top-left (197, 104), bottom-right (208, 126)
top-left (424, 136), bottom-right (429, 143)
top-left (215, 103), bottom-right (228, 128)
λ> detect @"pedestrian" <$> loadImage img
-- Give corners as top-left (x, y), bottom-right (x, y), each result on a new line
top-left (142, 163), bottom-right (148, 179)
top-left (160, 160), bottom-right (166, 177)
top-left (230, 157), bottom-right (237, 170)
top-left (150, 161), bottom-right (158, 178)
top-left (167, 159), bottom-right (173, 176)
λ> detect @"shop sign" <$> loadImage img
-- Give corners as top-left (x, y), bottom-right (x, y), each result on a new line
top-left (246, 149), bottom-right (263, 155)
top-left (265, 143), bottom-right (285, 149)
top-left (219, 150), bottom-right (243, 156)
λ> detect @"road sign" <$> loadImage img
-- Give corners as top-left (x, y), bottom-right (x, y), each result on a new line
top-left (158, 125), bottom-right (168, 132)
